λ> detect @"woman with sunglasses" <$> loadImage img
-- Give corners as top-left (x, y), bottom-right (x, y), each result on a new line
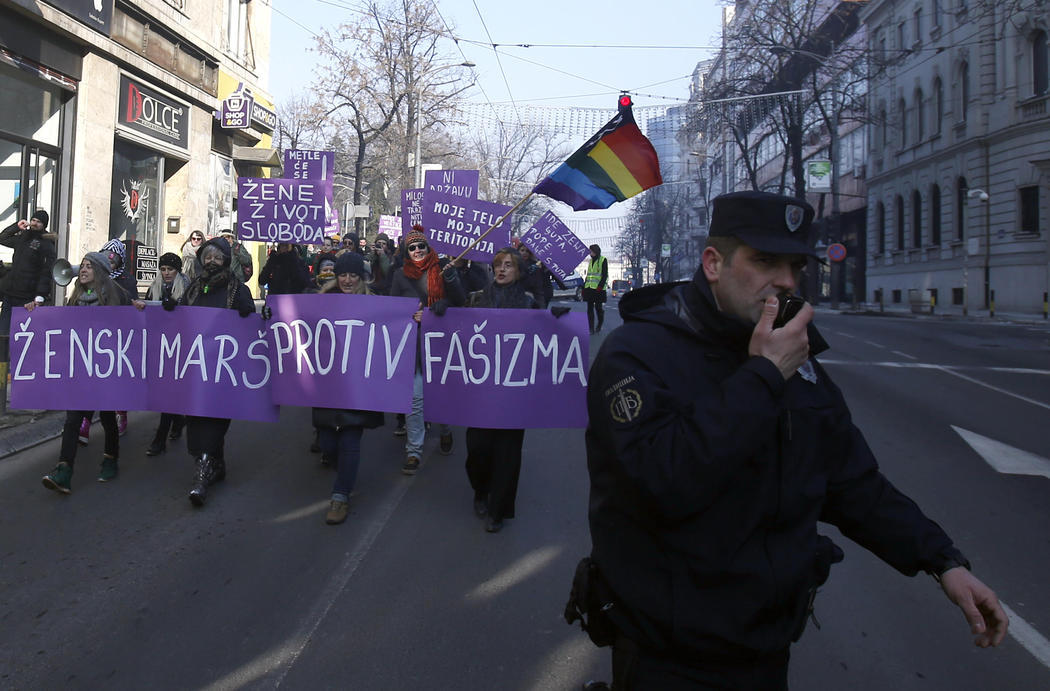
top-left (387, 225), bottom-right (466, 475)
top-left (181, 230), bottom-right (205, 281)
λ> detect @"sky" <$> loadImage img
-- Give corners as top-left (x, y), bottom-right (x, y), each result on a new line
top-left (266, 0), bottom-right (726, 116)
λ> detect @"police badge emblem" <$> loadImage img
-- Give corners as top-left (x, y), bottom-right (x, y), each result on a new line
top-left (785, 205), bottom-right (804, 233)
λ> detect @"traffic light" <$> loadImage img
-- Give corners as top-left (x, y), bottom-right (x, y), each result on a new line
top-left (619, 94), bottom-right (632, 112)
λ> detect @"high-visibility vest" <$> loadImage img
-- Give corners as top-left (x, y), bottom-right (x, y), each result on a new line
top-left (584, 255), bottom-right (607, 290)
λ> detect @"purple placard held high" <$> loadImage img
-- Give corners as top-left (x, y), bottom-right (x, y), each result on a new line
top-left (283, 149), bottom-right (336, 180)
top-left (424, 169), bottom-right (480, 199)
top-left (266, 294), bottom-right (418, 413)
top-left (520, 211), bottom-right (591, 281)
top-left (401, 188), bottom-right (424, 237)
top-left (237, 177), bottom-right (332, 245)
top-left (420, 189), bottom-right (512, 263)
top-left (420, 307), bottom-right (589, 429)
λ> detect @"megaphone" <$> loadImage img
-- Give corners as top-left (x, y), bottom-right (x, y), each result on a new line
top-left (53, 258), bottom-right (75, 286)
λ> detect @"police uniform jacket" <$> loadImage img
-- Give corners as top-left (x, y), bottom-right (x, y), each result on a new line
top-left (586, 276), bottom-right (967, 661)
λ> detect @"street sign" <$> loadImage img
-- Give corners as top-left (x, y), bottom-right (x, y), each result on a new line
top-left (827, 242), bottom-right (847, 262)
top-left (660, 243), bottom-right (671, 258)
top-left (220, 91), bottom-right (253, 129)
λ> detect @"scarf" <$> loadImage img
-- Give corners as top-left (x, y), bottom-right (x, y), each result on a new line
top-left (401, 251), bottom-right (445, 306)
top-left (184, 265), bottom-right (239, 307)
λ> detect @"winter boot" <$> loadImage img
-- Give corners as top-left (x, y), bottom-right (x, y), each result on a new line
top-left (42, 462), bottom-right (73, 494)
top-left (188, 454), bottom-right (217, 506)
top-left (97, 455), bottom-right (119, 482)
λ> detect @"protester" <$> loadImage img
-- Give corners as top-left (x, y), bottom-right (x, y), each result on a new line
top-left (308, 252), bottom-right (337, 293)
top-left (99, 238), bottom-right (138, 438)
top-left (388, 225), bottom-right (466, 474)
top-left (462, 248), bottom-right (543, 533)
top-left (577, 191), bottom-right (1008, 688)
top-left (366, 233), bottom-right (395, 295)
top-left (259, 243), bottom-right (310, 295)
top-left (582, 244), bottom-right (608, 334)
top-left (175, 236), bottom-right (256, 506)
top-left (133, 253), bottom-right (190, 455)
top-left (219, 230), bottom-right (253, 283)
top-left (450, 256), bottom-right (490, 294)
top-left (181, 230), bottom-right (205, 281)
top-left (519, 244), bottom-right (564, 308)
top-left (0, 209), bottom-right (57, 362)
top-left (33, 252), bottom-right (130, 493)
top-left (312, 252), bottom-right (385, 524)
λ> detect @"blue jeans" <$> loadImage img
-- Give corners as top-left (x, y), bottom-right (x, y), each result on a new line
top-left (406, 370), bottom-right (449, 458)
top-left (318, 426), bottom-right (363, 500)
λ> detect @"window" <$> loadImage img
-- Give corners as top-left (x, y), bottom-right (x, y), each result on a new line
top-left (912, 190), bottom-right (923, 247)
top-left (932, 0), bottom-right (942, 28)
top-left (225, 0), bottom-right (249, 62)
top-left (899, 98), bottom-right (908, 147)
top-left (915, 88), bottom-right (925, 141)
top-left (1020, 186), bottom-right (1040, 233)
top-left (877, 202), bottom-right (886, 253)
top-left (913, 8), bottom-right (923, 45)
top-left (952, 287), bottom-right (964, 305)
top-left (1034, 30), bottom-right (1048, 96)
top-left (892, 289), bottom-right (902, 303)
top-left (933, 78), bottom-right (944, 135)
top-left (959, 61), bottom-right (970, 122)
top-left (898, 22), bottom-right (906, 51)
top-left (896, 195), bottom-right (906, 249)
top-left (880, 105), bottom-right (888, 148)
top-left (955, 176), bottom-right (968, 241)
top-left (931, 184), bottom-right (942, 244)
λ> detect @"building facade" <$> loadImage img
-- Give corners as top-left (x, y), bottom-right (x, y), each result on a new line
top-left (1, 0), bottom-right (276, 299)
top-left (863, 0), bottom-right (1050, 314)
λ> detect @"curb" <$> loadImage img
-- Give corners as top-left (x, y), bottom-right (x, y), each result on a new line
top-left (0, 410), bottom-right (65, 460)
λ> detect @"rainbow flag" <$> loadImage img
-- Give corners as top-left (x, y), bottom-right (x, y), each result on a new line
top-left (533, 100), bottom-right (662, 211)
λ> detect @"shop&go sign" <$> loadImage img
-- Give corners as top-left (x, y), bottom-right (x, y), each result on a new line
top-left (117, 74), bottom-right (189, 151)
top-left (220, 91), bottom-right (253, 129)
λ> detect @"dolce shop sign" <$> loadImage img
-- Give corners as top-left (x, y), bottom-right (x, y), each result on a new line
top-left (116, 74), bottom-right (190, 151)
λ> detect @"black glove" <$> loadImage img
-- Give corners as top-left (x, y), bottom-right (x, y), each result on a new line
top-left (442, 265), bottom-right (460, 282)
top-left (430, 298), bottom-right (449, 317)
top-left (162, 296), bottom-right (177, 311)
top-left (261, 305), bottom-right (272, 321)
top-left (551, 305), bottom-right (571, 318)
top-left (238, 305), bottom-right (254, 318)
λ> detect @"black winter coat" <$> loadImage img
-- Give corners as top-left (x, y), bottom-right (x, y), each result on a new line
top-left (260, 250), bottom-right (310, 295)
top-left (585, 277), bottom-right (967, 661)
top-left (0, 223), bottom-right (57, 302)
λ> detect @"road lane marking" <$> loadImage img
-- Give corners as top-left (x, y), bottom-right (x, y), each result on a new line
top-left (891, 350), bottom-right (917, 359)
top-left (465, 546), bottom-right (562, 603)
top-left (832, 331), bottom-right (856, 339)
top-left (935, 367), bottom-right (1050, 411)
top-left (819, 360), bottom-right (1050, 376)
top-left (1001, 603), bottom-right (1050, 669)
top-left (863, 340), bottom-right (887, 349)
top-left (952, 426), bottom-right (1050, 479)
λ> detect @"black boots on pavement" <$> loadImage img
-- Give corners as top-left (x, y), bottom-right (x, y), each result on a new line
top-left (188, 453), bottom-right (226, 506)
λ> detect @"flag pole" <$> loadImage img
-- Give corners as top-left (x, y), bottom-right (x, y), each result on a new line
top-left (450, 191), bottom-right (534, 264)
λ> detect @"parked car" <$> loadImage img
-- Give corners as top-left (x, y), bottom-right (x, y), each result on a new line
top-left (552, 275), bottom-right (584, 301)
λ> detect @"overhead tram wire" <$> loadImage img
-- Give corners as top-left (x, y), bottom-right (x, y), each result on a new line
top-left (469, 0), bottom-right (524, 128)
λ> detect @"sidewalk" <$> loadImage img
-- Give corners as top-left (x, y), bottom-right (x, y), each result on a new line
top-left (0, 406), bottom-right (64, 459)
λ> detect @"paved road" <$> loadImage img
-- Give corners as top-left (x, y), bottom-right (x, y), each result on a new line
top-left (1, 300), bottom-right (1048, 689)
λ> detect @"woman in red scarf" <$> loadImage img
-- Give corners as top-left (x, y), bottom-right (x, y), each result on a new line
top-left (388, 226), bottom-right (468, 475)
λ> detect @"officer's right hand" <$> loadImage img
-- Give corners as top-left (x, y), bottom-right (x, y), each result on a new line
top-left (748, 296), bottom-right (813, 380)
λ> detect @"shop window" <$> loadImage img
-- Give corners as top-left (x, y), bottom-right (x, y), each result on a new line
top-left (892, 289), bottom-right (902, 303)
top-left (209, 153), bottom-right (235, 237)
top-left (0, 62), bottom-right (63, 146)
top-left (1020, 186), bottom-right (1040, 233)
top-left (952, 287), bottom-right (964, 305)
top-left (111, 139), bottom-right (163, 277)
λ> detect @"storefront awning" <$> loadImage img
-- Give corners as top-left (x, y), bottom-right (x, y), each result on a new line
top-left (232, 145), bottom-right (281, 168)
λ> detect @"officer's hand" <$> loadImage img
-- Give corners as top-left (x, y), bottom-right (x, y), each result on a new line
top-left (748, 296), bottom-right (813, 380)
top-left (939, 568), bottom-right (1009, 648)
top-left (162, 296), bottom-right (178, 311)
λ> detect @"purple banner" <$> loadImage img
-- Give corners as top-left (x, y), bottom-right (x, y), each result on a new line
top-left (520, 211), bottom-right (591, 281)
top-left (283, 149), bottom-right (335, 180)
top-left (10, 306), bottom-right (279, 422)
top-left (237, 177), bottom-right (332, 245)
top-left (401, 188), bottom-right (424, 237)
top-left (265, 294), bottom-right (418, 413)
top-left (420, 189), bottom-right (512, 263)
top-left (420, 308), bottom-right (589, 429)
top-left (424, 169), bottom-right (479, 199)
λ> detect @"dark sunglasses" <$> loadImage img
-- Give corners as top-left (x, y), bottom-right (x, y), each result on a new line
top-left (407, 242), bottom-right (428, 252)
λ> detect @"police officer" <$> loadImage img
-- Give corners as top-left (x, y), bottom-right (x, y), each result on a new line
top-left (581, 191), bottom-right (1008, 689)
top-left (582, 244), bottom-right (608, 334)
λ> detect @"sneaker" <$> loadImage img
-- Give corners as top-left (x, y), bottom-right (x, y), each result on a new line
top-left (78, 417), bottom-right (90, 446)
top-left (97, 456), bottom-right (119, 482)
top-left (439, 432), bottom-right (453, 455)
top-left (42, 462), bottom-right (73, 494)
top-left (116, 411), bottom-right (128, 437)
top-left (325, 499), bottom-right (349, 525)
top-left (393, 422), bottom-right (407, 437)
top-left (401, 455), bottom-right (420, 475)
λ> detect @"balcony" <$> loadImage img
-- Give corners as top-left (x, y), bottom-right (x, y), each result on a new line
top-left (1018, 94), bottom-right (1049, 122)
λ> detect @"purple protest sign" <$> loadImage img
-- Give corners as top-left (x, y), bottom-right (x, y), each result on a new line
top-left (378, 214), bottom-right (402, 240)
top-left (420, 307), bottom-right (589, 429)
top-left (283, 149), bottom-right (336, 180)
top-left (520, 211), bottom-right (591, 281)
top-left (266, 294), bottom-right (418, 413)
top-left (144, 307), bottom-right (278, 422)
top-left (402, 188), bottom-right (424, 236)
top-left (10, 306), bottom-right (149, 412)
top-left (9, 306), bottom-right (279, 422)
top-left (237, 177), bottom-right (332, 245)
top-left (420, 189), bottom-right (512, 263)
top-left (424, 169), bottom-right (479, 199)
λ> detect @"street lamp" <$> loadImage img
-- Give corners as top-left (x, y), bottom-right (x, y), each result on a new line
top-left (967, 188), bottom-right (991, 310)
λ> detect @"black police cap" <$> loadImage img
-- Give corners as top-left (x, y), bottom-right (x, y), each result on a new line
top-left (709, 191), bottom-right (817, 257)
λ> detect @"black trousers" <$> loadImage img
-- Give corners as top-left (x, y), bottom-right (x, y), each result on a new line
top-left (587, 299), bottom-right (605, 332)
top-left (464, 427), bottom-right (525, 520)
top-left (59, 411), bottom-right (118, 465)
top-left (611, 644), bottom-right (789, 690)
top-left (152, 413), bottom-right (185, 443)
top-left (186, 416), bottom-right (231, 458)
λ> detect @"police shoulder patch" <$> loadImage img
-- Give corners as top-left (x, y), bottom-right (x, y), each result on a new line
top-left (604, 374), bottom-right (643, 424)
